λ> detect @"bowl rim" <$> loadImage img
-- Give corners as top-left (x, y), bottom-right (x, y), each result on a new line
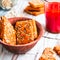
top-left (0, 17), bottom-right (44, 47)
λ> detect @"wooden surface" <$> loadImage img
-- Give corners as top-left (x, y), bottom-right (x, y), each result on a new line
top-left (0, 0), bottom-right (60, 60)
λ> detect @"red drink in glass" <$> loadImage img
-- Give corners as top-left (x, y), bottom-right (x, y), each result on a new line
top-left (45, 2), bottom-right (60, 33)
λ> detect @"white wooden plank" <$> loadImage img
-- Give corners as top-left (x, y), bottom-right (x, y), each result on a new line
top-left (11, 54), bottom-right (19, 60)
top-left (43, 31), bottom-right (48, 36)
top-left (17, 54), bottom-right (35, 60)
top-left (56, 34), bottom-right (60, 39)
top-left (26, 37), bottom-right (45, 54)
top-left (56, 40), bottom-right (60, 45)
top-left (0, 52), bottom-right (5, 60)
top-left (0, 47), bottom-right (13, 60)
top-left (2, 53), bottom-right (13, 60)
top-left (46, 33), bottom-right (58, 39)
top-left (44, 38), bottom-right (57, 48)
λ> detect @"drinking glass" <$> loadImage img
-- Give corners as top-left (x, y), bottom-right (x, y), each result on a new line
top-left (45, 0), bottom-right (60, 33)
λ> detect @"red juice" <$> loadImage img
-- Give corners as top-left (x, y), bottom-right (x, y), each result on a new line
top-left (45, 2), bottom-right (60, 33)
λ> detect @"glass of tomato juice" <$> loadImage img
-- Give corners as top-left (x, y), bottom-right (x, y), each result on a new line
top-left (45, 1), bottom-right (60, 33)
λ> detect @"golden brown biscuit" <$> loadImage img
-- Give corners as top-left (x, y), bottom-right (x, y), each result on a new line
top-left (1, 16), bottom-right (16, 45)
top-left (32, 20), bottom-right (37, 39)
top-left (43, 48), bottom-right (55, 55)
top-left (15, 20), bottom-right (34, 44)
top-left (39, 48), bottom-right (56, 60)
top-left (25, 6), bottom-right (41, 11)
top-left (24, 7), bottom-right (44, 16)
top-left (0, 19), bottom-right (2, 39)
top-left (39, 54), bottom-right (56, 60)
top-left (53, 45), bottom-right (60, 56)
top-left (29, 1), bottom-right (44, 8)
top-left (24, 0), bottom-right (44, 16)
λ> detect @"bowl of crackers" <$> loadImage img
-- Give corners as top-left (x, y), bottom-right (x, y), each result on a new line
top-left (0, 16), bottom-right (44, 54)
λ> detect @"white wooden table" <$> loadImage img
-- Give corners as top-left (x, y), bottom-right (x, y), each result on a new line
top-left (0, 0), bottom-right (60, 60)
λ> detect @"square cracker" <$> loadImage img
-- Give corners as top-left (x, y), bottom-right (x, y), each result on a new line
top-left (29, 0), bottom-right (44, 8)
top-left (15, 20), bottom-right (34, 44)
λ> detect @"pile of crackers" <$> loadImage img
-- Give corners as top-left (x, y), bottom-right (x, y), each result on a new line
top-left (0, 16), bottom-right (38, 45)
top-left (24, 0), bottom-right (44, 16)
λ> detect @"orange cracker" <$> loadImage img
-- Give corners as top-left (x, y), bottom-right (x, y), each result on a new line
top-left (53, 45), bottom-right (60, 56)
top-left (0, 19), bottom-right (2, 39)
top-left (25, 6), bottom-right (41, 11)
top-left (32, 20), bottom-right (37, 39)
top-left (1, 16), bottom-right (16, 45)
top-left (15, 20), bottom-right (34, 44)
top-left (24, 7), bottom-right (44, 16)
top-left (39, 48), bottom-right (56, 60)
top-left (29, 0), bottom-right (44, 8)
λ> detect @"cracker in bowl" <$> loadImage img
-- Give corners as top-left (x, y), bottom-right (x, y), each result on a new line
top-left (0, 19), bottom-right (3, 39)
top-left (0, 16), bottom-right (16, 45)
top-left (15, 20), bottom-right (37, 44)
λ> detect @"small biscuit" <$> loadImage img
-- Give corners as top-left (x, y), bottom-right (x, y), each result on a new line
top-left (25, 6), bottom-right (41, 11)
top-left (0, 19), bottom-right (2, 39)
top-left (1, 16), bottom-right (16, 45)
top-left (39, 48), bottom-right (56, 60)
top-left (40, 54), bottom-right (56, 60)
top-left (32, 20), bottom-right (37, 39)
top-left (53, 45), bottom-right (60, 56)
top-left (43, 48), bottom-right (55, 55)
top-left (29, 1), bottom-right (44, 8)
top-left (15, 20), bottom-right (34, 44)
top-left (24, 7), bottom-right (44, 16)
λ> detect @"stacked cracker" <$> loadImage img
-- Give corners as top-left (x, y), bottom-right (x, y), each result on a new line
top-left (24, 0), bottom-right (44, 16)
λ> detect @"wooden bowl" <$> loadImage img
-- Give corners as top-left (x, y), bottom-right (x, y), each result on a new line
top-left (0, 17), bottom-right (44, 54)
